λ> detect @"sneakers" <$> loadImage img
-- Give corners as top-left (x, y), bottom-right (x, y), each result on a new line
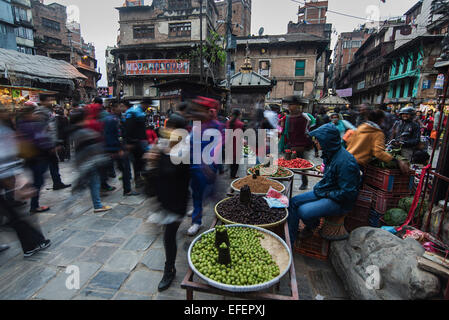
top-left (0, 244), bottom-right (9, 253)
top-left (94, 206), bottom-right (112, 213)
top-left (187, 223), bottom-right (201, 236)
top-left (24, 239), bottom-right (51, 257)
top-left (124, 191), bottom-right (140, 197)
top-left (299, 184), bottom-right (308, 191)
top-left (53, 183), bottom-right (71, 190)
top-left (101, 185), bottom-right (117, 192)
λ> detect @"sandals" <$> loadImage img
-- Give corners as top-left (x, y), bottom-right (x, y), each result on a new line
top-left (30, 206), bottom-right (50, 214)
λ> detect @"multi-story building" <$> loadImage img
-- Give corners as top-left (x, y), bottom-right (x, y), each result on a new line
top-left (336, 24), bottom-right (398, 105)
top-left (11, 0), bottom-right (34, 54)
top-left (111, 0), bottom-right (221, 111)
top-left (106, 46), bottom-right (116, 88)
top-left (231, 33), bottom-right (330, 106)
top-left (215, 0), bottom-right (251, 37)
top-left (0, 0), bottom-right (17, 51)
top-left (31, 0), bottom-right (101, 102)
top-left (331, 30), bottom-right (371, 88)
top-left (297, 0), bottom-right (328, 25)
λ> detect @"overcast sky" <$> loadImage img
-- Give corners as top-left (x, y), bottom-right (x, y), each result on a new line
top-left (49, 0), bottom-right (419, 87)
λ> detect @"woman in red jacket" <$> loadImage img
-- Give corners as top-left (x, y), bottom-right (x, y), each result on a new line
top-left (226, 109), bottom-right (244, 179)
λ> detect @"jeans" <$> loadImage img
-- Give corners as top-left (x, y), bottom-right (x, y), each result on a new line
top-left (288, 191), bottom-right (344, 247)
top-left (29, 160), bottom-right (49, 211)
top-left (89, 171), bottom-right (103, 210)
top-left (190, 167), bottom-right (216, 226)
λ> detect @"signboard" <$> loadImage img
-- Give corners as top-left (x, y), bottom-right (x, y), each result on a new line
top-left (336, 88), bottom-right (353, 97)
top-left (357, 81), bottom-right (365, 90)
top-left (434, 74), bottom-right (445, 89)
top-left (97, 87), bottom-right (109, 96)
top-left (126, 60), bottom-right (190, 76)
top-left (422, 80), bottom-right (431, 89)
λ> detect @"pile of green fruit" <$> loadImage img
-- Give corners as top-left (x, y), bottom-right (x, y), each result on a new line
top-left (384, 208), bottom-right (408, 226)
top-left (248, 165), bottom-right (292, 178)
top-left (191, 226), bottom-right (281, 286)
top-left (399, 196), bottom-right (428, 217)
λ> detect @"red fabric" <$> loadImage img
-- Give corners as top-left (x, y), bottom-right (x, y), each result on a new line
top-left (226, 118), bottom-right (244, 162)
top-left (396, 164), bottom-right (431, 232)
top-left (146, 129), bottom-right (158, 145)
top-left (85, 103), bottom-right (104, 134)
top-left (192, 96), bottom-right (219, 109)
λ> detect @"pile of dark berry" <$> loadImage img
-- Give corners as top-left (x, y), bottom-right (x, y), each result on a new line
top-left (216, 194), bottom-right (287, 225)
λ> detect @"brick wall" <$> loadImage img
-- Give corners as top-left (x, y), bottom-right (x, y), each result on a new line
top-left (31, 0), bottom-right (69, 47)
top-left (215, 0), bottom-right (251, 37)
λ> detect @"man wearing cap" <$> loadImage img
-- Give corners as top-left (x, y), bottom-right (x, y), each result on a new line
top-left (186, 96), bottom-right (221, 236)
top-left (281, 96), bottom-right (312, 190)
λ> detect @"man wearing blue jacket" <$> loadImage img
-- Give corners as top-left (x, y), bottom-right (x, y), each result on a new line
top-left (288, 123), bottom-right (361, 247)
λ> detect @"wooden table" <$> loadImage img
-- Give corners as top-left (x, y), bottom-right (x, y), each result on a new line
top-left (180, 218), bottom-right (300, 300)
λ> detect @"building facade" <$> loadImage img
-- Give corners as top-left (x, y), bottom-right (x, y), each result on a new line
top-left (297, 0), bottom-right (328, 25)
top-left (11, 0), bottom-right (34, 54)
top-left (0, 0), bottom-right (18, 51)
top-left (111, 0), bottom-right (221, 111)
top-left (215, 0), bottom-right (251, 37)
top-left (231, 33), bottom-right (329, 105)
top-left (331, 30), bottom-right (371, 88)
top-left (31, 0), bottom-right (100, 102)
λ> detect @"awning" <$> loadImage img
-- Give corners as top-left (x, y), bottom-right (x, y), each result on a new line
top-left (0, 48), bottom-right (87, 88)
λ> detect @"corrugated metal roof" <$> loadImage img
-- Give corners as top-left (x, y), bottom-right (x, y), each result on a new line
top-left (220, 71), bottom-right (272, 87)
top-left (0, 48), bottom-right (87, 83)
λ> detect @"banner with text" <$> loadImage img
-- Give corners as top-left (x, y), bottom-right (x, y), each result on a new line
top-left (126, 59), bottom-right (190, 75)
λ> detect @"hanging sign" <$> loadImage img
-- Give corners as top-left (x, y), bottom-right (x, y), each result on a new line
top-left (126, 59), bottom-right (190, 75)
top-left (434, 74), bottom-right (445, 89)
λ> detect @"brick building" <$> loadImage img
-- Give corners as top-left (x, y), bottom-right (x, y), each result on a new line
top-left (331, 30), bottom-right (371, 88)
top-left (111, 0), bottom-right (222, 111)
top-left (297, 0), bottom-right (328, 25)
top-left (31, 0), bottom-right (101, 102)
top-left (231, 33), bottom-right (329, 106)
top-left (215, 0), bottom-right (251, 37)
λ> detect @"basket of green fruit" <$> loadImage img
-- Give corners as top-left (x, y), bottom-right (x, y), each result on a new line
top-left (247, 165), bottom-right (294, 181)
top-left (188, 224), bottom-right (292, 292)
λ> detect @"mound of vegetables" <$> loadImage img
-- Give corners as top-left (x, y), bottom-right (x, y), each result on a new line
top-left (370, 155), bottom-right (408, 169)
top-left (191, 226), bottom-right (281, 286)
top-left (247, 165), bottom-right (292, 178)
top-left (384, 208), bottom-right (408, 226)
top-left (398, 196), bottom-right (428, 218)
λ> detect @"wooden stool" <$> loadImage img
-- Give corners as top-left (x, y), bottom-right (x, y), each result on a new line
top-left (319, 215), bottom-right (349, 241)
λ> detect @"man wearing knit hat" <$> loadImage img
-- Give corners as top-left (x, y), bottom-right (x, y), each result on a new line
top-left (186, 96), bottom-right (221, 236)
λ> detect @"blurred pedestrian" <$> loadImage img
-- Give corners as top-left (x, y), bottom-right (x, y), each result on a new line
top-left (281, 96), bottom-right (312, 190)
top-left (145, 113), bottom-right (191, 292)
top-left (0, 106), bottom-right (51, 257)
top-left (391, 107), bottom-right (421, 161)
top-left (35, 94), bottom-right (71, 191)
top-left (68, 108), bottom-right (112, 213)
top-left (226, 109), bottom-right (244, 179)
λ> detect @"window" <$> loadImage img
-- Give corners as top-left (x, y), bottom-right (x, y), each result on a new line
top-left (351, 40), bottom-right (362, 48)
top-left (294, 82), bottom-right (305, 97)
top-left (295, 60), bottom-right (306, 76)
top-left (17, 46), bottom-right (33, 55)
top-left (408, 79), bottom-right (414, 97)
top-left (42, 17), bottom-right (60, 31)
top-left (134, 82), bottom-right (143, 96)
top-left (168, 0), bottom-right (191, 9)
top-left (411, 51), bottom-right (418, 70)
top-left (133, 25), bottom-right (155, 39)
top-left (0, 25), bottom-right (6, 35)
top-left (14, 6), bottom-right (28, 22)
top-left (259, 60), bottom-right (270, 77)
top-left (402, 56), bottom-right (409, 74)
top-left (15, 27), bottom-right (33, 40)
top-left (169, 22), bottom-right (191, 38)
top-left (44, 36), bottom-right (62, 45)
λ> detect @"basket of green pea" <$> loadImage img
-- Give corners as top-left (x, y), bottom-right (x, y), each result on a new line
top-left (188, 224), bottom-right (292, 292)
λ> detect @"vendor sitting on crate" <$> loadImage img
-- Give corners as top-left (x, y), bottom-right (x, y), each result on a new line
top-left (288, 123), bottom-right (361, 246)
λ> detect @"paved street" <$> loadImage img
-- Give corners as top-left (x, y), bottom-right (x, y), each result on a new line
top-left (0, 153), bottom-right (348, 300)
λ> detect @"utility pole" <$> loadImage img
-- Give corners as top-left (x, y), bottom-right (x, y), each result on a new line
top-left (225, 0), bottom-right (233, 114)
top-left (199, 0), bottom-right (204, 84)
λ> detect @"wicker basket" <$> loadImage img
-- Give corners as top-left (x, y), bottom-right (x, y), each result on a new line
top-left (230, 176), bottom-right (286, 195)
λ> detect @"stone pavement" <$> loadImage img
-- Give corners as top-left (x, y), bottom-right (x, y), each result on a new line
top-left (0, 153), bottom-right (348, 300)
